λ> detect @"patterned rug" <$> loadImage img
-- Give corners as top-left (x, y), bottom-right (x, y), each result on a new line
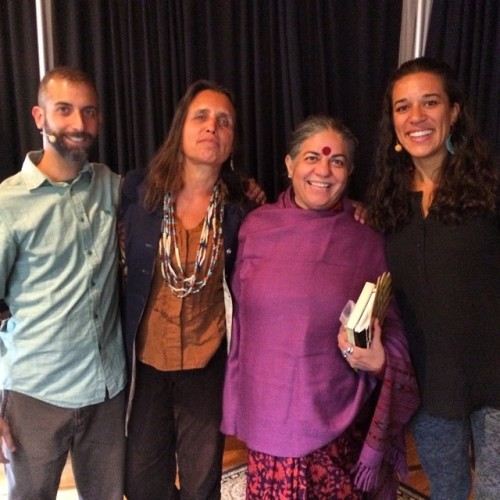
top-left (221, 465), bottom-right (429, 499)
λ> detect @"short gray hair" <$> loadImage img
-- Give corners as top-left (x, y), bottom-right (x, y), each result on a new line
top-left (287, 115), bottom-right (358, 169)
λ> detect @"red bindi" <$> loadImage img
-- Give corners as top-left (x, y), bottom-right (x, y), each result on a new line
top-left (322, 146), bottom-right (331, 156)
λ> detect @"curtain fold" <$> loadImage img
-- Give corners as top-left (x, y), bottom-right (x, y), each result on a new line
top-left (0, 0), bottom-right (39, 181)
top-left (3, 1), bottom-right (498, 194)
top-left (2, 0), bottom-right (403, 200)
top-left (46, 0), bottom-right (402, 200)
top-left (426, 0), bottom-right (500, 156)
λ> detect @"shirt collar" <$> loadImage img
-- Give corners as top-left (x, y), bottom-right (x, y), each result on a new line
top-left (22, 150), bottom-right (92, 190)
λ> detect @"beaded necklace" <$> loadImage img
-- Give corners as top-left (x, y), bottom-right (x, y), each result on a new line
top-left (159, 183), bottom-right (225, 298)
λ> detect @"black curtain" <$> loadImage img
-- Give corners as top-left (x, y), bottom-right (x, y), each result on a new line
top-left (48, 0), bottom-right (402, 201)
top-left (426, 0), bottom-right (500, 157)
top-left (0, 0), bottom-right (39, 181)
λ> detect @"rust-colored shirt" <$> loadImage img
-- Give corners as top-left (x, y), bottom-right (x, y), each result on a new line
top-left (137, 217), bottom-right (225, 371)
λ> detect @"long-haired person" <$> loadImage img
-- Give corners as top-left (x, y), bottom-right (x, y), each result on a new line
top-left (121, 80), bottom-right (255, 499)
top-left (367, 57), bottom-right (500, 499)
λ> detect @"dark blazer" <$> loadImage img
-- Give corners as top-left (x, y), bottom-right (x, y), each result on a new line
top-left (120, 168), bottom-right (248, 372)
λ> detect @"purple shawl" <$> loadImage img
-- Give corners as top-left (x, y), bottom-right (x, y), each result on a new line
top-left (222, 188), bottom-right (419, 493)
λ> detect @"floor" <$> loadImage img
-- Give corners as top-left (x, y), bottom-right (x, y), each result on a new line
top-left (0, 432), bottom-right (432, 498)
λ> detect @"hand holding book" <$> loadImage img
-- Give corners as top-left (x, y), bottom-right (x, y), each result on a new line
top-left (340, 272), bottom-right (392, 348)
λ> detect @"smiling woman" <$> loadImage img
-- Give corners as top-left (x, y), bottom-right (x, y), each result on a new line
top-left (366, 56), bottom-right (500, 499)
top-left (283, 116), bottom-right (357, 212)
top-left (285, 124), bottom-right (354, 211)
top-left (221, 114), bottom-right (419, 499)
top-left (391, 71), bottom-right (460, 203)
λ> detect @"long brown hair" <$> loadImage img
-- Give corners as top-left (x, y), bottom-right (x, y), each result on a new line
top-left (366, 57), bottom-right (498, 231)
top-left (143, 80), bottom-right (246, 212)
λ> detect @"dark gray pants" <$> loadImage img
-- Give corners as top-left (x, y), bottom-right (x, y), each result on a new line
top-left (125, 345), bottom-right (226, 500)
top-left (1, 390), bottom-right (126, 500)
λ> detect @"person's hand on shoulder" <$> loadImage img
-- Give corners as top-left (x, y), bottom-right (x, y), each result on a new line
top-left (350, 200), bottom-right (367, 224)
top-left (0, 416), bottom-right (15, 463)
top-left (337, 319), bottom-right (386, 376)
top-left (245, 178), bottom-right (267, 205)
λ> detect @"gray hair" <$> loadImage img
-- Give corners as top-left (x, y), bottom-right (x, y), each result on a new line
top-left (287, 115), bottom-right (358, 169)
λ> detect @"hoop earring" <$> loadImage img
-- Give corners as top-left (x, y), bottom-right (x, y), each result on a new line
top-left (446, 135), bottom-right (456, 155)
top-left (230, 154), bottom-right (234, 171)
top-left (394, 143), bottom-right (403, 153)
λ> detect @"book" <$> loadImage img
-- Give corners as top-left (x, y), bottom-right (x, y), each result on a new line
top-left (345, 281), bottom-right (376, 347)
top-left (345, 272), bottom-right (392, 348)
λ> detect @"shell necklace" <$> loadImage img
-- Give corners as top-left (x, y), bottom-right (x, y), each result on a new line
top-left (159, 183), bottom-right (224, 298)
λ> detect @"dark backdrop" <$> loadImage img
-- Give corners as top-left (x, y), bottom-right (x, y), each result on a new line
top-left (426, 0), bottom-right (500, 158)
top-left (50, 0), bottom-right (402, 200)
top-left (1, 0), bottom-right (498, 201)
top-left (0, 0), bottom-right (39, 180)
top-left (0, 0), bottom-right (403, 200)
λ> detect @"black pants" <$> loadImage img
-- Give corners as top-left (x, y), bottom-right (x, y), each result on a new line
top-left (125, 344), bottom-right (226, 500)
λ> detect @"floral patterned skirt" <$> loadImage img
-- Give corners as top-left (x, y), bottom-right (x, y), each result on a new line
top-left (246, 423), bottom-right (369, 500)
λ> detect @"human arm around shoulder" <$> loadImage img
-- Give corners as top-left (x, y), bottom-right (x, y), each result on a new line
top-left (244, 178), bottom-right (267, 205)
top-left (350, 200), bottom-right (367, 224)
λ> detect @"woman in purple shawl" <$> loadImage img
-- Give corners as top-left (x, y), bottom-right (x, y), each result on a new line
top-left (221, 115), bottom-right (419, 499)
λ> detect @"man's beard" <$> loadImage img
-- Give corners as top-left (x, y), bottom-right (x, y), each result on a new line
top-left (48, 130), bottom-right (96, 163)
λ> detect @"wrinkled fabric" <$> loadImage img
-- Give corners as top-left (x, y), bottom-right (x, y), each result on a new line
top-left (0, 151), bottom-right (126, 408)
top-left (222, 187), bottom-right (419, 494)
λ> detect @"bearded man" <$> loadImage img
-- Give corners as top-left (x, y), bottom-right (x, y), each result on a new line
top-left (0, 67), bottom-right (126, 500)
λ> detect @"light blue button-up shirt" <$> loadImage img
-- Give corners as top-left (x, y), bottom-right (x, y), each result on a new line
top-left (0, 151), bottom-right (126, 408)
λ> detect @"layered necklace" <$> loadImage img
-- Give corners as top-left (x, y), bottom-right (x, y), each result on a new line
top-left (159, 183), bottom-right (225, 298)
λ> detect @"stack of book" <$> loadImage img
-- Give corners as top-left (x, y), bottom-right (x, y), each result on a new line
top-left (345, 272), bottom-right (392, 348)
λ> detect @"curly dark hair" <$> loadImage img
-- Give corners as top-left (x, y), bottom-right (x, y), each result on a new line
top-left (366, 57), bottom-right (498, 232)
top-left (143, 80), bottom-right (247, 212)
